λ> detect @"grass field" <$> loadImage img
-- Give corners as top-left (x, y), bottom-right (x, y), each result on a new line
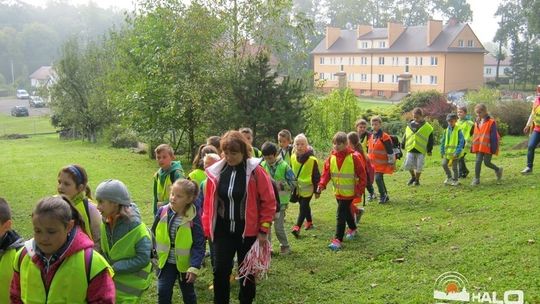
top-left (0, 113), bottom-right (56, 136)
top-left (358, 98), bottom-right (397, 110)
top-left (1, 131), bottom-right (538, 304)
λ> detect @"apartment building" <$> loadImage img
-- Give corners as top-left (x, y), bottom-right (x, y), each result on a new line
top-left (311, 19), bottom-right (486, 99)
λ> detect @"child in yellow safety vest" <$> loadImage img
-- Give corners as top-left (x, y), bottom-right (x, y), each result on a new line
top-left (11, 196), bottom-right (115, 303)
top-left (188, 144), bottom-right (219, 188)
top-left (355, 118), bottom-right (376, 201)
top-left (456, 106), bottom-right (475, 178)
top-left (440, 114), bottom-right (465, 186)
top-left (0, 198), bottom-right (24, 304)
top-left (153, 144), bottom-right (185, 216)
top-left (317, 132), bottom-right (367, 251)
top-left (151, 179), bottom-right (205, 304)
top-left (57, 164), bottom-right (102, 251)
top-left (402, 108), bottom-right (434, 186)
top-left (95, 179), bottom-right (152, 303)
top-left (471, 103), bottom-right (503, 186)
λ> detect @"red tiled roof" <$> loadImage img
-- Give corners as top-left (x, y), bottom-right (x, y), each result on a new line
top-left (29, 66), bottom-right (54, 80)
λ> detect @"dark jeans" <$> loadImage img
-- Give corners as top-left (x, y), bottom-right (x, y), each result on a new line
top-left (158, 262), bottom-right (197, 304)
top-left (475, 153), bottom-right (500, 179)
top-left (442, 158), bottom-right (458, 180)
top-left (213, 233), bottom-right (257, 304)
top-left (336, 199), bottom-right (356, 241)
top-left (366, 183), bottom-right (375, 195)
top-left (458, 153), bottom-right (470, 176)
top-left (526, 130), bottom-right (540, 169)
top-left (295, 196), bottom-right (313, 227)
top-left (374, 173), bottom-right (387, 196)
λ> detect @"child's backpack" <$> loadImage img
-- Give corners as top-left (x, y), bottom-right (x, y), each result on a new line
top-left (389, 135), bottom-right (403, 160)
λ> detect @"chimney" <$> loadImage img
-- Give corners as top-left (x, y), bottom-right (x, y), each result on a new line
top-left (357, 25), bottom-right (372, 38)
top-left (387, 22), bottom-right (404, 47)
top-left (427, 19), bottom-right (443, 46)
top-left (326, 27), bottom-right (341, 49)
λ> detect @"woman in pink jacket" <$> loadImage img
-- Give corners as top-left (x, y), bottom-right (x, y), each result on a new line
top-left (202, 130), bottom-right (276, 304)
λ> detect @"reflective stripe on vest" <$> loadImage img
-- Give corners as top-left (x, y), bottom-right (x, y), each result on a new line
top-left (100, 222), bottom-right (152, 301)
top-left (155, 206), bottom-right (193, 272)
top-left (15, 242), bottom-right (111, 304)
top-left (188, 169), bottom-right (207, 188)
top-left (330, 154), bottom-right (355, 196)
top-left (534, 105), bottom-right (540, 126)
top-left (472, 119), bottom-right (496, 154)
top-left (368, 133), bottom-right (394, 174)
top-left (156, 174), bottom-right (173, 202)
top-left (405, 123), bottom-right (433, 154)
top-left (443, 127), bottom-right (463, 158)
top-left (0, 248), bottom-right (17, 303)
top-left (291, 154), bottom-right (317, 197)
top-left (73, 196), bottom-right (93, 241)
top-left (262, 160), bottom-right (291, 203)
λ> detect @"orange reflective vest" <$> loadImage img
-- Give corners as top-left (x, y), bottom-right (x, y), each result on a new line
top-left (471, 118), bottom-right (499, 155)
top-left (368, 132), bottom-right (394, 174)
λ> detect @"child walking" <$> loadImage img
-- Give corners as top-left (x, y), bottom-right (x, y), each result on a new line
top-left (261, 141), bottom-right (296, 255)
top-left (402, 108), bottom-right (434, 186)
top-left (0, 198), bottom-right (24, 303)
top-left (290, 134), bottom-right (320, 238)
top-left (188, 144), bottom-right (219, 188)
top-left (57, 164), bottom-right (101, 249)
top-left (355, 119), bottom-right (376, 200)
top-left (440, 114), bottom-right (465, 186)
top-left (471, 104), bottom-right (503, 185)
top-left (318, 132), bottom-right (367, 251)
top-left (95, 179), bottom-right (152, 303)
top-left (456, 106), bottom-right (475, 178)
top-left (347, 132), bottom-right (370, 223)
top-left (153, 144), bottom-right (184, 216)
top-left (152, 179), bottom-right (205, 304)
top-left (277, 129), bottom-right (294, 166)
top-left (10, 196), bottom-right (115, 303)
top-left (368, 116), bottom-right (395, 203)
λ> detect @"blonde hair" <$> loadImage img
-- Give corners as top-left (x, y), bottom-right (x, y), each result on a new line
top-left (203, 153), bottom-right (221, 168)
top-left (154, 144), bottom-right (175, 157)
top-left (171, 179), bottom-right (199, 215)
top-left (278, 129), bottom-right (292, 142)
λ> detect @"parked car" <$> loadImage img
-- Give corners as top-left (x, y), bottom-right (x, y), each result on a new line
top-left (11, 106), bottom-right (29, 117)
top-left (16, 89), bottom-right (29, 99)
top-left (29, 96), bottom-right (46, 108)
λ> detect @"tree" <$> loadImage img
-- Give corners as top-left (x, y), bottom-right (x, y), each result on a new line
top-left (432, 0), bottom-right (473, 22)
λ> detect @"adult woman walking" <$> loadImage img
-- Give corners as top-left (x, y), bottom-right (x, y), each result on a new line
top-left (202, 130), bottom-right (276, 304)
top-left (521, 85), bottom-right (540, 174)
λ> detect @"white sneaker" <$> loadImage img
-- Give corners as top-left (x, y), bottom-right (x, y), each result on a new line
top-left (451, 180), bottom-right (460, 186)
top-left (471, 178), bottom-right (480, 186)
top-left (444, 178), bottom-right (452, 185)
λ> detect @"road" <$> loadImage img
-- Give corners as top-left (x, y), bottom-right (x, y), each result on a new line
top-left (0, 97), bottom-right (51, 116)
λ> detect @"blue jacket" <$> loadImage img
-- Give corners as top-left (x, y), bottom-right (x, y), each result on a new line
top-left (440, 126), bottom-right (465, 157)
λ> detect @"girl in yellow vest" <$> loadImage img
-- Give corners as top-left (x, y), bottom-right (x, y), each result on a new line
top-left (290, 133), bottom-right (320, 238)
top-left (188, 144), bottom-right (219, 188)
top-left (440, 114), bottom-right (465, 186)
top-left (57, 164), bottom-right (102, 251)
top-left (151, 179), bottom-right (205, 304)
top-left (95, 179), bottom-right (152, 304)
top-left (317, 132), bottom-right (367, 251)
top-left (402, 108), bottom-right (434, 186)
top-left (11, 196), bottom-right (115, 303)
top-left (521, 85), bottom-right (540, 174)
top-left (456, 106), bottom-right (475, 178)
top-left (0, 198), bottom-right (24, 304)
top-left (471, 103), bottom-right (502, 185)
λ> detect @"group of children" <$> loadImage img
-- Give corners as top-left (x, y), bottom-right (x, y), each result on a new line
top-left (0, 106), bottom-right (506, 302)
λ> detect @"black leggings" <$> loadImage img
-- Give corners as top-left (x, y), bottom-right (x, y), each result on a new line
top-left (336, 199), bottom-right (356, 241)
top-left (296, 196), bottom-right (313, 227)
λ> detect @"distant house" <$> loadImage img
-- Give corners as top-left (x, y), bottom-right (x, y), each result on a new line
top-left (29, 66), bottom-right (56, 89)
top-left (311, 19), bottom-right (486, 99)
top-left (484, 54), bottom-right (512, 82)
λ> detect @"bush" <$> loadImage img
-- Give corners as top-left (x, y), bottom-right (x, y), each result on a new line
top-left (465, 87), bottom-right (500, 106)
top-left (104, 125), bottom-right (139, 148)
top-left (489, 100), bottom-right (530, 135)
top-left (399, 90), bottom-right (445, 113)
top-left (383, 121), bottom-right (407, 137)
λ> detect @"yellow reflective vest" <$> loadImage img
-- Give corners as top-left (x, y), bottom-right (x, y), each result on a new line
top-left (442, 127), bottom-right (464, 158)
top-left (188, 169), bottom-right (207, 188)
top-left (100, 223), bottom-right (152, 302)
top-left (330, 154), bottom-right (355, 197)
top-left (291, 154), bottom-right (317, 197)
top-left (14, 240), bottom-right (112, 304)
top-left (0, 248), bottom-right (17, 303)
top-left (456, 119), bottom-right (474, 149)
top-left (72, 194), bottom-right (94, 241)
top-left (405, 122), bottom-right (433, 154)
top-left (155, 205), bottom-right (193, 272)
top-left (534, 105), bottom-right (540, 126)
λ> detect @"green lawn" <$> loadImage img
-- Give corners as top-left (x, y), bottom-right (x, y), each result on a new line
top-left (358, 98), bottom-right (396, 109)
top-left (1, 135), bottom-right (538, 303)
top-left (0, 113), bottom-right (56, 136)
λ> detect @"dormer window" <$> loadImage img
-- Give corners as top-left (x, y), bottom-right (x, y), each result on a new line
top-left (458, 40), bottom-right (464, 47)
top-left (378, 41), bottom-right (386, 48)
top-left (359, 41), bottom-right (369, 49)
top-left (467, 40), bottom-right (474, 47)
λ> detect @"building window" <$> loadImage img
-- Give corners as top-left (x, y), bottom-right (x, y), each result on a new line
top-left (348, 73), bottom-right (354, 81)
top-left (361, 57), bottom-right (368, 65)
top-left (467, 40), bottom-right (474, 47)
top-left (392, 57), bottom-right (399, 66)
top-left (319, 73), bottom-right (324, 80)
top-left (378, 90), bottom-right (385, 97)
top-left (414, 75), bottom-right (422, 84)
top-left (361, 74), bottom-right (367, 82)
top-left (415, 57), bottom-right (423, 66)
top-left (486, 68), bottom-right (492, 75)
top-left (458, 40), bottom-right (464, 47)
top-left (340, 65), bottom-right (344, 72)
top-left (330, 73), bottom-right (335, 81)
top-left (430, 76), bottom-right (438, 84)
top-left (405, 57), bottom-right (409, 65)
top-left (360, 41), bottom-right (369, 49)
top-left (379, 57), bottom-right (385, 65)
top-left (378, 41), bottom-right (386, 48)
top-left (378, 74), bottom-right (384, 83)
top-left (360, 89), bottom-right (366, 95)
top-left (319, 57), bottom-right (324, 65)
top-left (405, 65), bottom-right (409, 73)
top-left (431, 56), bottom-right (438, 66)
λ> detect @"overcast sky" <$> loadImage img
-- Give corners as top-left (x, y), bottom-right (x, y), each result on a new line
top-left (19, 0), bottom-right (502, 43)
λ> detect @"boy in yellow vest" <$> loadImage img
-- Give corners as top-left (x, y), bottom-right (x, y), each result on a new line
top-left (402, 108), bottom-right (434, 186)
top-left (153, 144), bottom-right (184, 216)
top-left (456, 106), bottom-right (474, 178)
top-left (440, 114), bottom-right (465, 186)
top-left (0, 198), bottom-right (24, 304)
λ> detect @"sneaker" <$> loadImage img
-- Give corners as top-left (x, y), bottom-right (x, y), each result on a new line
top-left (413, 180), bottom-right (420, 186)
top-left (379, 194), bottom-right (390, 204)
top-left (496, 167), bottom-right (503, 181)
top-left (291, 225), bottom-right (300, 238)
top-left (521, 167), bottom-right (532, 174)
top-left (367, 193), bottom-right (377, 201)
top-left (462, 170), bottom-right (469, 178)
top-left (328, 239), bottom-right (342, 251)
top-left (280, 246), bottom-right (291, 255)
top-left (471, 178), bottom-right (480, 186)
top-left (345, 228), bottom-right (357, 240)
top-left (355, 208), bottom-right (365, 224)
top-left (451, 179), bottom-right (460, 186)
top-left (444, 178), bottom-right (452, 185)
top-left (407, 178), bottom-right (416, 186)
top-left (304, 221), bottom-right (314, 230)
